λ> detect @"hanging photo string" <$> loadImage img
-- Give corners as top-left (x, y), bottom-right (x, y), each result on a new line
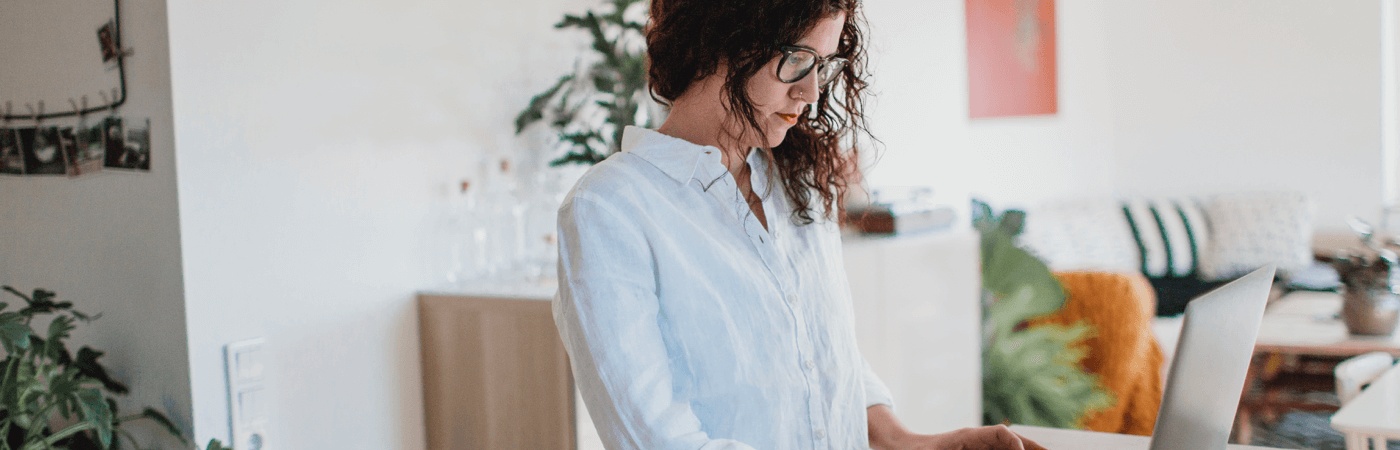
top-left (26, 102), bottom-right (45, 126)
top-left (0, 0), bottom-right (128, 122)
top-left (69, 97), bottom-right (84, 127)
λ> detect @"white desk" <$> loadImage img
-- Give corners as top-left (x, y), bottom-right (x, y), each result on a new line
top-left (1010, 425), bottom-right (1284, 449)
top-left (1331, 364), bottom-right (1400, 448)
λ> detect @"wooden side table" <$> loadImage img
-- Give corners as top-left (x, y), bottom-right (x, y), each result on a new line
top-left (1234, 291), bottom-right (1400, 443)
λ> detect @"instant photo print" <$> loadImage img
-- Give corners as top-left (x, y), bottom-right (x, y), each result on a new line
top-left (110, 118), bottom-right (151, 171)
top-left (101, 116), bottom-right (125, 169)
top-left (98, 20), bottom-right (119, 63)
top-left (61, 126), bottom-right (102, 177)
top-left (21, 126), bottom-right (67, 176)
top-left (0, 128), bottom-right (23, 175)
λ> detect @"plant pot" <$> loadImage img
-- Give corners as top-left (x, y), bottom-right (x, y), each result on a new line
top-left (1341, 285), bottom-right (1400, 336)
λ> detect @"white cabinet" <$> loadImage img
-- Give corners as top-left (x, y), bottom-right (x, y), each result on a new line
top-left (842, 229), bottom-right (983, 433)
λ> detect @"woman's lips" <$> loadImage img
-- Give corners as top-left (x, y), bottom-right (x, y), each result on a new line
top-left (776, 113), bottom-right (799, 125)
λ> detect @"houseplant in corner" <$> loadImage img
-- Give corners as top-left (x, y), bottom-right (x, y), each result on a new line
top-left (0, 286), bottom-right (229, 450)
top-left (972, 200), bottom-right (1113, 428)
top-left (514, 0), bottom-right (656, 166)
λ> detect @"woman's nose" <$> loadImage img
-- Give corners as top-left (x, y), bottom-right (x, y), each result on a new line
top-left (791, 71), bottom-right (820, 104)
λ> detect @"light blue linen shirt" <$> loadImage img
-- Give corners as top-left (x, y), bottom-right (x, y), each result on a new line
top-left (554, 126), bottom-right (895, 450)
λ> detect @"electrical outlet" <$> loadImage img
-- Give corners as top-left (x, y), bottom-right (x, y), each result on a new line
top-left (225, 339), bottom-right (269, 450)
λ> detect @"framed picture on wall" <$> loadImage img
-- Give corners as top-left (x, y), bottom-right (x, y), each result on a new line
top-left (965, 0), bottom-right (1058, 118)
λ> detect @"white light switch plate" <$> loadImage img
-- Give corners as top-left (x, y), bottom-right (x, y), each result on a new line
top-left (225, 339), bottom-right (270, 450)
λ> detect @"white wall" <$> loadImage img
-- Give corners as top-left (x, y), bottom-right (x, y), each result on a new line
top-left (862, 0), bottom-right (1120, 212)
top-left (166, 0), bottom-right (592, 447)
top-left (864, 0), bottom-right (1388, 232)
top-left (1104, 0), bottom-right (1384, 232)
top-left (0, 0), bottom-right (191, 445)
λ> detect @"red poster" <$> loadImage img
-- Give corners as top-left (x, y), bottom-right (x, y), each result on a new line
top-left (966, 0), bottom-right (1058, 118)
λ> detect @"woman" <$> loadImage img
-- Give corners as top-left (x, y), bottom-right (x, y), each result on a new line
top-left (554, 0), bottom-right (1047, 448)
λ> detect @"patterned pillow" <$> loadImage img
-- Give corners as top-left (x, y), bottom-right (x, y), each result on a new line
top-left (1121, 198), bottom-right (1210, 278)
top-left (1198, 192), bottom-right (1315, 281)
top-left (1019, 199), bottom-right (1141, 273)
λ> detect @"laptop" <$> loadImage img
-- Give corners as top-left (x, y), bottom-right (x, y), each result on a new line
top-left (1149, 265), bottom-right (1276, 450)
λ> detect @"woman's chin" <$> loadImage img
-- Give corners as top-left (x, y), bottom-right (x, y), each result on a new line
top-left (762, 128), bottom-right (792, 148)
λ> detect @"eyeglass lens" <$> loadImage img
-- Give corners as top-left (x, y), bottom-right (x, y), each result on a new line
top-left (778, 49), bottom-right (846, 86)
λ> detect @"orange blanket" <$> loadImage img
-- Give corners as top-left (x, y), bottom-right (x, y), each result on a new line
top-left (1030, 271), bottom-right (1166, 435)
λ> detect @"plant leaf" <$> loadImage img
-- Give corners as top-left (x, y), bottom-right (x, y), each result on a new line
top-left (981, 234), bottom-right (1064, 326)
top-left (46, 316), bottom-right (74, 349)
top-left (0, 313), bottom-right (31, 355)
top-left (75, 388), bottom-right (113, 448)
top-left (514, 74), bottom-right (575, 134)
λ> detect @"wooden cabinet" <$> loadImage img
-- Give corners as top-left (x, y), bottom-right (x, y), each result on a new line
top-left (418, 293), bottom-right (580, 450)
top-left (418, 229), bottom-right (982, 449)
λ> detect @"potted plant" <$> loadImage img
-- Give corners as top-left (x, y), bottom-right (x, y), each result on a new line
top-left (972, 200), bottom-right (1113, 428)
top-left (514, 0), bottom-right (656, 166)
top-left (0, 286), bottom-right (229, 450)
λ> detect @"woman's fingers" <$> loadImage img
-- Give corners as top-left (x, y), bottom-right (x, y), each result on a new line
top-left (989, 424), bottom-right (1049, 450)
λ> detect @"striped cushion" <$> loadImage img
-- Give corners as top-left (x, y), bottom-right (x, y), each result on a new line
top-left (1121, 198), bottom-right (1209, 278)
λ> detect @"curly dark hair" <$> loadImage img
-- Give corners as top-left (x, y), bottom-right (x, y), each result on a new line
top-left (646, 0), bottom-right (873, 224)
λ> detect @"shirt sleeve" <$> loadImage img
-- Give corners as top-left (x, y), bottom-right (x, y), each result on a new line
top-left (861, 358), bottom-right (895, 411)
top-left (554, 194), bottom-right (758, 450)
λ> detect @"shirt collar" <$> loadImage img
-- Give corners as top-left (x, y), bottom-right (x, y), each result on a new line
top-left (622, 126), bottom-right (770, 189)
top-left (622, 126), bottom-right (718, 184)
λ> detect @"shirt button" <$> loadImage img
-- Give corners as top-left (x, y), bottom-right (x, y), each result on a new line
top-left (815, 429), bottom-right (826, 440)
top-left (804, 359), bottom-right (815, 370)
top-left (786, 294), bottom-right (797, 303)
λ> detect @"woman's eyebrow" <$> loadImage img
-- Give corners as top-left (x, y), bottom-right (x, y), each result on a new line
top-left (793, 43), bottom-right (839, 58)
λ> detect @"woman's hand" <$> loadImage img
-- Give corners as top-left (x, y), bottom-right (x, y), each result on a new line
top-left (875, 425), bottom-right (1049, 450)
top-left (869, 405), bottom-right (1047, 450)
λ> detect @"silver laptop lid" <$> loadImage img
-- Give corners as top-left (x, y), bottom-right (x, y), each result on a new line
top-left (1149, 265), bottom-right (1275, 450)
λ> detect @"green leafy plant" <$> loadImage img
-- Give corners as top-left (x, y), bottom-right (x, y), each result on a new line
top-left (514, 0), bottom-right (655, 166)
top-left (0, 286), bottom-right (204, 450)
top-left (972, 200), bottom-right (1113, 428)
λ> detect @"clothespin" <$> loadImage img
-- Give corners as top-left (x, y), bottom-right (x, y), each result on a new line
top-left (99, 89), bottom-right (118, 118)
top-left (26, 101), bottom-right (44, 125)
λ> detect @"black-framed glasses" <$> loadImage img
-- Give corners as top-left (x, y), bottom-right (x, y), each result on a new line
top-left (777, 45), bottom-right (848, 88)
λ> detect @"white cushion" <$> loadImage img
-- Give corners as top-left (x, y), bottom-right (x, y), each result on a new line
top-left (1019, 199), bottom-right (1141, 273)
top-left (1198, 192), bottom-right (1315, 281)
